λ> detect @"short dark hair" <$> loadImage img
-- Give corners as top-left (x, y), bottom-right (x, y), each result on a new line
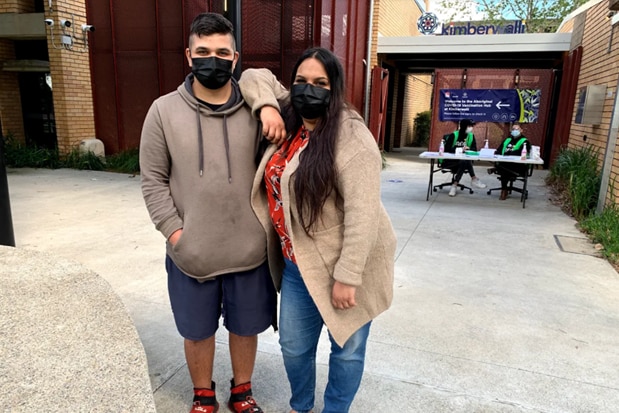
top-left (188, 12), bottom-right (236, 50)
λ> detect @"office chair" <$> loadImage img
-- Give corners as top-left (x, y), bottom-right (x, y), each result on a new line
top-left (432, 162), bottom-right (474, 194)
top-left (486, 165), bottom-right (533, 201)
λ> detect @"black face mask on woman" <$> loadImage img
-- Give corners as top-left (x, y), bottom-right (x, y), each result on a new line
top-left (191, 56), bottom-right (233, 90)
top-left (291, 84), bottom-right (331, 120)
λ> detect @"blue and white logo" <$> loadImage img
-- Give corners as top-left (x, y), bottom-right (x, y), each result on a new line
top-left (417, 12), bottom-right (439, 35)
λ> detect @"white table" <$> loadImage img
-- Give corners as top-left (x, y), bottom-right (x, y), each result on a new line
top-left (419, 151), bottom-right (544, 208)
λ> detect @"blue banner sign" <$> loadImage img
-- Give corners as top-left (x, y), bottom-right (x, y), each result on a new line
top-left (439, 89), bottom-right (541, 123)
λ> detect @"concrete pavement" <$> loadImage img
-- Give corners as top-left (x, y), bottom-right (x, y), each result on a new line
top-left (5, 147), bottom-right (619, 412)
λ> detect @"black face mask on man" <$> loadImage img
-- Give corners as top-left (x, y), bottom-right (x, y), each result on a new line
top-left (290, 84), bottom-right (331, 120)
top-left (191, 56), bottom-right (233, 90)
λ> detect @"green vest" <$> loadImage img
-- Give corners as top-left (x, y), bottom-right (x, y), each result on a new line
top-left (501, 137), bottom-right (527, 155)
top-left (453, 130), bottom-right (474, 148)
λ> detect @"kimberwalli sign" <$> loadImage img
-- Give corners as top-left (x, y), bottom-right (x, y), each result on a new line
top-left (439, 89), bottom-right (541, 123)
top-left (417, 13), bottom-right (526, 36)
top-left (440, 20), bottom-right (526, 36)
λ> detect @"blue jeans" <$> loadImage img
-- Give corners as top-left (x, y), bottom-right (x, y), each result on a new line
top-left (280, 259), bottom-right (371, 413)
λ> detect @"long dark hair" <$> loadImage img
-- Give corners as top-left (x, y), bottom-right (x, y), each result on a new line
top-left (282, 47), bottom-right (346, 234)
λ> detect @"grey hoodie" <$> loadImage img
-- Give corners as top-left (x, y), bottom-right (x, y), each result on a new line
top-left (140, 74), bottom-right (267, 280)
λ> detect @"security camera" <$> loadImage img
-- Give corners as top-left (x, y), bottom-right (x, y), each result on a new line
top-left (44, 19), bottom-right (54, 26)
top-left (60, 19), bottom-right (71, 28)
top-left (81, 24), bottom-right (95, 32)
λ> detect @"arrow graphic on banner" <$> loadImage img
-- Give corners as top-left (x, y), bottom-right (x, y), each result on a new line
top-left (496, 101), bottom-right (510, 109)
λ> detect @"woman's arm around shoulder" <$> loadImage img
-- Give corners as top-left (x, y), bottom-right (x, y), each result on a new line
top-left (238, 68), bottom-right (290, 118)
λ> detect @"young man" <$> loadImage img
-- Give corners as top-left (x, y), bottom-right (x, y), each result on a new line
top-left (140, 13), bottom-right (284, 413)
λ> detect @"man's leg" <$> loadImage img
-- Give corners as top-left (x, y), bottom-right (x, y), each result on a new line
top-left (223, 261), bottom-right (276, 413)
top-left (185, 337), bottom-right (216, 388)
top-left (166, 256), bottom-right (222, 412)
top-left (229, 333), bottom-right (257, 384)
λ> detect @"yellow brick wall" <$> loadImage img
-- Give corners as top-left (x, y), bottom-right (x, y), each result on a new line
top-left (378, 0), bottom-right (423, 37)
top-left (0, 0), bottom-right (35, 13)
top-left (404, 74), bottom-right (433, 146)
top-left (44, 0), bottom-right (96, 154)
top-left (370, 0), bottom-right (423, 69)
top-left (0, 40), bottom-right (25, 141)
top-left (568, 2), bottom-right (619, 205)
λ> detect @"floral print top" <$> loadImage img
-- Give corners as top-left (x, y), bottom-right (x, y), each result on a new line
top-left (264, 126), bottom-right (309, 263)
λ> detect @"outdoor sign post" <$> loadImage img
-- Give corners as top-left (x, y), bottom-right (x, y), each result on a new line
top-left (0, 138), bottom-right (16, 247)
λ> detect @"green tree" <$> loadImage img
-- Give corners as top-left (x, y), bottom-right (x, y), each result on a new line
top-left (437, 0), bottom-right (588, 32)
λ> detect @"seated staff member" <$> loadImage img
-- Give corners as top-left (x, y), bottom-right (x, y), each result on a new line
top-left (441, 118), bottom-right (486, 197)
top-left (493, 123), bottom-right (532, 200)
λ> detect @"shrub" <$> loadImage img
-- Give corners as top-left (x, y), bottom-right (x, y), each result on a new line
top-left (547, 145), bottom-right (600, 219)
top-left (2, 134), bottom-right (139, 174)
top-left (106, 148), bottom-right (140, 174)
top-left (412, 110), bottom-right (432, 147)
top-left (580, 205), bottom-right (619, 264)
top-left (2, 133), bottom-right (62, 169)
top-left (63, 149), bottom-right (106, 170)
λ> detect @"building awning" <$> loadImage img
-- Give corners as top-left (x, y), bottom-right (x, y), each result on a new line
top-left (378, 33), bottom-right (572, 71)
top-left (378, 33), bottom-right (572, 54)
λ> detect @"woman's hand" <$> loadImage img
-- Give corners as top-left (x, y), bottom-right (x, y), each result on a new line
top-left (331, 281), bottom-right (357, 310)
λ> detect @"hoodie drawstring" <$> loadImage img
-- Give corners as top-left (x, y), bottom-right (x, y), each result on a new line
top-left (196, 105), bottom-right (204, 177)
top-left (222, 114), bottom-right (232, 183)
top-left (196, 104), bottom-right (232, 182)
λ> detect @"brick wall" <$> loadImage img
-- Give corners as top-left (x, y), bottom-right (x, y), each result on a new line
top-left (568, 1), bottom-right (619, 205)
top-left (377, 0), bottom-right (423, 37)
top-left (44, 0), bottom-right (96, 154)
top-left (0, 40), bottom-right (25, 141)
top-left (404, 74), bottom-right (433, 146)
top-left (0, 0), bottom-right (35, 13)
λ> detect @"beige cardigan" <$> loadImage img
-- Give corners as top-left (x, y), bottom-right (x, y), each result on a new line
top-left (244, 70), bottom-right (396, 346)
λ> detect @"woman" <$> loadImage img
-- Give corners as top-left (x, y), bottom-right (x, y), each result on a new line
top-left (239, 48), bottom-right (396, 413)
top-left (441, 118), bottom-right (487, 197)
top-left (493, 123), bottom-right (531, 200)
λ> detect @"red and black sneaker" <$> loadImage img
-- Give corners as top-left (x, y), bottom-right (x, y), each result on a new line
top-left (190, 381), bottom-right (219, 413)
top-left (227, 379), bottom-right (263, 413)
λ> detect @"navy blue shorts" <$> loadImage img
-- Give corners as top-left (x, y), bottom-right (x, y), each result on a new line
top-left (166, 256), bottom-right (277, 341)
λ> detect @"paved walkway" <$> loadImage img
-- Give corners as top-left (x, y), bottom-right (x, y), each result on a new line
top-left (5, 148), bottom-right (619, 412)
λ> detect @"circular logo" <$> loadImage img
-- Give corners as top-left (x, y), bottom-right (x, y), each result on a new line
top-left (417, 12), bottom-right (439, 35)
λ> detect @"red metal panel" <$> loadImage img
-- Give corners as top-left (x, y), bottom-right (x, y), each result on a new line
top-left (87, 0), bottom-right (369, 152)
top-left (550, 47), bottom-right (582, 164)
top-left (87, 0), bottom-right (119, 153)
top-left (317, 0), bottom-right (368, 113)
top-left (281, 0), bottom-right (314, 85)
top-left (158, 1), bottom-right (185, 94)
top-left (368, 67), bottom-right (389, 148)
top-left (240, 0), bottom-right (283, 77)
